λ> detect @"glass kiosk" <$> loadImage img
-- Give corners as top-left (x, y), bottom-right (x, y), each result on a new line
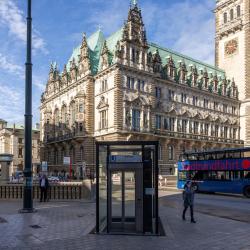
top-left (96, 141), bottom-right (159, 235)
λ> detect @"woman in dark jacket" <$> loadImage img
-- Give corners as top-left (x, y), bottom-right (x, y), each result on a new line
top-left (182, 180), bottom-right (196, 223)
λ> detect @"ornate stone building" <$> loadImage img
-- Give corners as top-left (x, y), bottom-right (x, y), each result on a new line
top-left (215, 0), bottom-right (250, 145)
top-left (40, 1), bottom-right (242, 176)
top-left (0, 119), bottom-right (40, 177)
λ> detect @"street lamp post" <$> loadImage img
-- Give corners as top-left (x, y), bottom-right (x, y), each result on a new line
top-left (20, 0), bottom-right (35, 213)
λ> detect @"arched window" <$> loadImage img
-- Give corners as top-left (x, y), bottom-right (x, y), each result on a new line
top-left (80, 146), bottom-right (84, 161)
top-left (224, 12), bottom-right (227, 23)
top-left (54, 109), bottom-right (59, 127)
top-left (168, 146), bottom-right (174, 160)
top-left (69, 102), bottom-right (76, 126)
top-left (230, 9), bottom-right (234, 20)
top-left (237, 5), bottom-right (241, 17)
top-left (61, 105), bottom-right (67, 125)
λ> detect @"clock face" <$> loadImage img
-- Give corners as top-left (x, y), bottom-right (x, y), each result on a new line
top-left (225, 39), bottom-right (238, 56)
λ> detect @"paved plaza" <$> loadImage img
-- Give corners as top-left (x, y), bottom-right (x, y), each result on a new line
top-left (0, 192), bottom-right (249, 250)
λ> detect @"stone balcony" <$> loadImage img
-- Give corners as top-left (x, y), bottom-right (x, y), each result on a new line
top-left (46, 131), bottom-right (85, 144)
top-left (218, 18), bottom-right (243, 38)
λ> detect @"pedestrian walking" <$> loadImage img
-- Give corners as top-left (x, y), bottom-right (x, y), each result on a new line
top-left (182, 180), bottom-right (196, 223)
top-left (39, 174), bottom-right (49, 202)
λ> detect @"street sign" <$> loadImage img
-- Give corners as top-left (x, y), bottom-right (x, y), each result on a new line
top-left (63, 157), bottom-right (71, 165)
top-left (41, 161), bottom-right (48, 172)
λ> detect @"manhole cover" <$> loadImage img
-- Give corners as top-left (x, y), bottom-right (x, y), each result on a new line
top-left (0, 217), bottom-right (7, 223)
top-left (30, 225), bottom-right (41, 229)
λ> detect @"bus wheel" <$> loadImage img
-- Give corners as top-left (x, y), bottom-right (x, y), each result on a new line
top-left (243, 186), bottom-right (250, 198)
top-left (193, 184), bottom-right (199, 192)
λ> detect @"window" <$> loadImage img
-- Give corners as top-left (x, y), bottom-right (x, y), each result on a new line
top-left (131, 78), bottom-right (135, 89)
top-left (215, 125), bottom-right (219, 137)
top-left (61, 106), bottom-right (67, 124)
top-left (18, 138), bottom-right (23, 144)
top-left (100, 110), bottom-right (107, 129)
top-left (214, 101), bottom-right (219, 111)
top-left (18, 148), bottom-right (23, 158)
top-left (181, 93), bottom-right (187, 103)
top-left (233, 128), bottom-right (237, 139)
top-left (237, 5), bottom-right (241, 17)
top-left (70, 102), bottom-right (76, 125)
top-left (54, 109), bottom-right (59, 126)
top-left (169, 90), bottom-right (175, 101)
top-left (132, 48), bottom-right (136, 62)
top-left (141, 81), bottom-right (145, 92)
top-left (224, 12), bottom-right (227, 23)
top-left (132, 109), bottom-right (140, 131)
top-left (79, 104), bottom-right (84, 113)
top-left (224, 127), bottom-right (228, 138)
top-left (194, 122), bottom-right (199, 134)
top-left (168, 146), bottom-right (174, 160)
top-left (230, 9), bottom-right (234, 20)
top-left (137, 79), bottom-right (141, 91)
top-left (143, 113), bottom-right (148, 128)
top-left (156, 115), bottom-right (162, 129)
top-left (101, 80), bottom-right (107, 92)
top-left (205, 124), bottom-right (209, 135)
top-left (155, 87), bottom-right (161, 98)
top-left (54, 150), bottom-right (58, 165)
top-left (203, 99), bottom-right (209, 109)
top-left (189, 121), bottom-right (193, 133)
top-left (164, 118), bottom-right (169, 130)
top-left (182, 120), bottom-right (187, 133)
top-left (127, 76), bottom-right (131, 88)
top-left (232, 106), bottom-right (236, 115)
top-left (79, 123), bottom-right (83, 132)
top-left (193, 96), bottom-right (198, 106)
top-left (223, 104), bottom-right (228, 113)
top-left (169, 117), bottom-right (175, 131)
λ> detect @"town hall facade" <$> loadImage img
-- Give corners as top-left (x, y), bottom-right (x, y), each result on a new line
top-left (40, 1), bottom-right (242, 177)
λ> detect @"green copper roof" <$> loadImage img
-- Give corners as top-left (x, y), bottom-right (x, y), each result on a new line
top-left (66, 28), bottom-right (123, 75)
top-left (149, 43), bottom-right (226, 78)
top-left (65, 27), bottom-right (226, 79)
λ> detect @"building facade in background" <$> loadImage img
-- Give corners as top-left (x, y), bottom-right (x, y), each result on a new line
top-left (215, 0), bottom-right (250, 145)
top-left (0, 119), bottom-right (40, 177)
top-left (40, 2), bottom-right (242, 176)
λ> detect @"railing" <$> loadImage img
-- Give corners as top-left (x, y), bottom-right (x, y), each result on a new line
top-left (0, 184), bottom-right (92, 200)
top-left (47, 131), bottom-right (85, 143)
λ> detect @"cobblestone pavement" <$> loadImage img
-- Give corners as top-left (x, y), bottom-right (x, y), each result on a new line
top-left (0, 193), bottom-right (249, 250)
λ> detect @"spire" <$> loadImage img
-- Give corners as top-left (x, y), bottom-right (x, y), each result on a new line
top-left (131, 0), bottom-right (138, 7)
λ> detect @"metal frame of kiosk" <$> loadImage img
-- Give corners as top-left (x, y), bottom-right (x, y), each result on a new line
top-left (96, 141), bottom-right (159, 235)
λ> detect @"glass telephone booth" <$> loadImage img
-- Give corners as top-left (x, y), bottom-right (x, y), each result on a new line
top-left (96, 141), bottom-right (159, 235)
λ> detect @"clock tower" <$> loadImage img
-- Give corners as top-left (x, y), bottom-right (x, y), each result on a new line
top-left (215, 0), bottom-right (250, 145)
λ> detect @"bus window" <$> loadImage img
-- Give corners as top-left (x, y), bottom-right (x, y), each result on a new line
top-left (179, 171), bottom-right (187, 181)
top-left (245, 171), bottom-right (250, 179)
top-left (232, 171), bottom-right (241, 180)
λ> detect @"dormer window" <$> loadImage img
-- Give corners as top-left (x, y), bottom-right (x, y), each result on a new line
top-left (224, 12), bottom-right (227, 23)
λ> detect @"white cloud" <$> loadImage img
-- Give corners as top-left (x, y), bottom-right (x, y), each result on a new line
top-left (0, 83), bottom-right (24, 123)
top-left (142, 0), bottom-right (215, 65)
top-left (0, 53), bottom-right (24, 78)
top-left (0, 0), bottom-right (47, 53)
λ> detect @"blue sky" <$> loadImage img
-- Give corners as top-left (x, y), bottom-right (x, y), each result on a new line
top-left (0, 0), bottom-right (215, 125)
